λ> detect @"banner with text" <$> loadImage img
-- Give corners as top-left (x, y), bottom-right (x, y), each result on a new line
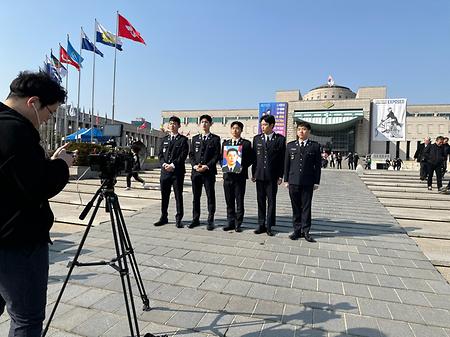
top-left (258, 102), bottom-right (288, 136)
top-left (372, 98), bottom-right (407, 141)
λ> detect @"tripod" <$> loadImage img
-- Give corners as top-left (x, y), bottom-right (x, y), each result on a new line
top-left (43, 177), bottom-right (162, 337)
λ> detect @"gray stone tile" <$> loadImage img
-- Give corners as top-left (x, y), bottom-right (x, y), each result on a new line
top-left (302, 291), bottom-right (330, 310)
top-left (319, 258), bottom-right (341, 269)
top-left (369, 286), bottom-right (401, 302)
top-left (415, 307), bottom-right (450, 328)
top-left (313, 308), bottom-right (346, 332)
top-left (267, 273), bottom-right (293, 288)
top-left (139, 300), bottom-right (179, 324)
top-left (243, 270), bottom-right (271, 283)
top-left (67, 288), bottom-right (113, 308)
top-left (224, 296), bottom-right (258, 315)
top-left (222, 266), bottom-right (248, 279)
top-left (305, 266), bottom-right (329, 280)
top-left (344, 314), bottom-right (380, 337)
top-left (261, 260), bottom-right (285, 273)
top-left (283, 263), bottom-right (307, 277)
top-left (297, 255), bottom-right (319, 267)
top-left (222, 280), bottom-right (252, 296)
top-left (155, 270), bottom-right (186, 284)
top-left (295, 327), bottom-right (325, 336)
top-left (166, 307), bottom-right (207, 329)
top-left (252, 299), bottom-right (284, 322)
top-left (410, 323), bottom-right (449, 337)
top-left (357, 298), bottom-right (391, 319)
top-left (199, 263), bottom-right (227, 277)
top-left (342, 283), bottom-right (371, 298)
top-left (424, 293), bottom-right (450, 310)
top-left (401, 277), bottom-right (434, 292)
top-left (376, 318), bottom-right (415, 337)
top-left (273, 288), bottom-right (302, 306)
top-left (176, 273), bottom-right (207, 288)
top-left (340, 260), bottom-right (364, 272)
top-left (395, 289), bottom-right (430, 307)
top-left (247, 283), bottom-right (277, 301)
top-left (376, 274), bottom-right (406, 289)
top-left (197, 292), bottom-right (231, 311)
top-left (198, 276), bottom-right (229, 292)
top-left (292, 276), bottom-right (318, 291)
top-left (172, 288), bottom-right (206, 306)
top-left (329, 294), bottom-right (359, 314)
top-left (195, 311), bottom-right (235, 336)
top-left (387, 302), bottom-right (425, 324)
top-left (318, 279), bottom-right (344, 295)
top-left (151, 284), bottom-right (184, 302)
top-left (226, 315), bottom-right (264, 337)
top-left (283, 304), bottom-right (313, 326)
top-left (72, 312), bottom-right (120, 336)
top-left (360, 263), bottom-right (386, 275)
top-left (427, 280), bottom-right (450, 295)
top-left (276, 253), bottom-right (298, 264)
top-left (240, 257), bottom-right (264, 269)
top-left (353, 272), bottom-right (380, 286)
top-left (260, 321), bottom-right (296, 337)
top-left (51, 306), bottom-right (94, 331)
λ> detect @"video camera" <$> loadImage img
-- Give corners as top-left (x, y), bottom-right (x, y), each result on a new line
top-left (88, 124), bottom-right (133, 181)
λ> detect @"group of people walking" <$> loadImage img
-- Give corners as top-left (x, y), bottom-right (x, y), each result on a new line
top-left (153, 114), bottom-right (321, 242)
top-left (414, 136), bottom-right (450, 191)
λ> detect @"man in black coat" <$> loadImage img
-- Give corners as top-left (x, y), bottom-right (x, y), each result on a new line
top-left (222, 121), bottom-right (254, 232)
top-left (284, 122), bottom-right (321, 242)
top-left (414, 136), bottom-right (431, 180)
top-left (0, 71), bottom-right (73, 336)
top-left (252, 115), bottom-right (286, 236)
top-left (189, 114), bottom-right (221, 230)
top-left (155, 116), bottom-right (189, 228)
top-left (427, 136), bottom-right (445, 191)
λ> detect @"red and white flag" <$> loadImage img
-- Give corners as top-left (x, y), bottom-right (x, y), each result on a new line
top-left (60, 45), bottom-right (80, 71)
top-left (118, 14), bottom-right (146, 45)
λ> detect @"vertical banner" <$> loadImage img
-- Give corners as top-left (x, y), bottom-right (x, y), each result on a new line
top-left (372, 98), bottom-right (407, 141)
top-left (258, 102), bottom-right (288, 136)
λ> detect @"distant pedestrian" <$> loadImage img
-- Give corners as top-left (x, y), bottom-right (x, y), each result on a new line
top-left (364, 155), bottom-right (371, 170)
top-left (427, 136), bottom-right (445, 191)
top-left (346, 152), bottom-right (354, 170)
top-left (414, 137), bottom-right (431, 180)
top-left (336, 152), bottom-right (342, 169)
top-left (394, 157), bottom-right (403, 170)
top-left (353, 152), bottom-right (360, 169)
top-left (329, 152), bottom-right (335, 168)
top-left (125, 147), bottom-right (148, 190)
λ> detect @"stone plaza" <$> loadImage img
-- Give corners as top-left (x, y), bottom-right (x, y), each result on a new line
top-left (2, 169), bottom-right (450, 337)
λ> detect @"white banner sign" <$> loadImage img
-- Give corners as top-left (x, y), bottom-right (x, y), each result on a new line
top-left (372, 98), bottom-right (407, 141)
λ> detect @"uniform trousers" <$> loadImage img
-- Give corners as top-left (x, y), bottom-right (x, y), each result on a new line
top-left (288, 184), bottom-right (314, 234)
top-left (223, 175), bottom-right (246, 227)
top-left (192, 174), bottom-right (216, 223)
top-left (256, 179), bottom-right (278, 230)
top-left (428, 164), bottom-right (443, 189)
top-left (160, 174), bottom-right (184, 222)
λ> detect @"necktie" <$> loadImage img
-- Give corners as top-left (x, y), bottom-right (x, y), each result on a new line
top-left (233, 140), bottom-right (237, 146)
top-left (266, 135), bottom-right (270, 143)
top-left (300, 141), bottom-right (304, 148)
top-left (203, 135), bottom-right (207, 142)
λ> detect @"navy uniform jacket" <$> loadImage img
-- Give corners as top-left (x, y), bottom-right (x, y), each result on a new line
top-left (222, 138), bottom-right (254, 179)
top-left (284, 139), bottom-right (321, 186)
top-left (252, 133), bottom-right (286, 181)
top-left (158, 134), bottom-right (189, 177)
top-left (189, 133), bottom-right (221, 176)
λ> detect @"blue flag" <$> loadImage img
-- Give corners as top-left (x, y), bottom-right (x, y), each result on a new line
top-left (96, 21), bottom-right (123, 51)
top-left (67, 38), bottom-right (84, 66)
top-left (81, 30), bottom-right (104, 57)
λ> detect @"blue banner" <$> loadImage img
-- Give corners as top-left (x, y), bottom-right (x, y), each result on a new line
top-left (258, 102), bottom-right (288, 136)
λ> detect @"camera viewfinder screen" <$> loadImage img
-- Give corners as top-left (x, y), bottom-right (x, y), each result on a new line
top-left (103, 124), bottom-right (123, 137)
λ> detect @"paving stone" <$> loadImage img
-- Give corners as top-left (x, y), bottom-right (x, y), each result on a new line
top-left (329, 294), bottom-right (359, 314)
top-left (344, 314), bottom-right (380, 337)
top-left (376, 318), bottom-right (415, 337)
top-left (51, 306), bottom-right (95, 331)
top-left (266, 273), bottom-right (293, 288)
top-left (318, 279), bottom-right (344, 295)
top-left (195, 311), bottom-right (235, 336)
top-left (222, 279), bottom-right (252, 296)
top-left (415, 307), bottom-right (450, 328)
top-left (283, 263), bottom-right (307, 277)
top-left (376, 274), bottom-right (406, 289)
top-left (395, 289), bottom-right (430, 306)
top-left (401, 277), bottom-right (434, 292)
top-left (176, 273), bottom-right (207, 288)
top-left (243, 270), bottom-right (271, 283)
top-left (261, 260), bottom-right (285, 273)
top-left (273, 288), bottom-right (302, 306)
top-left (313, 308), bottom-right (345, 332)
top-left (252, 299), bottom-right (284, 322)
top-left (67, 288), bottom-right (113, 308)
top-left (409, 323), bottom-right (449, 337)
top-left (224, 296), bottom-right (258, 315)
top-left (225, 315), bottom-right (264, 337)
top-left (329, 269), bottom-right (354, 283)
top-left (302, 290), bottom-right (330, 310)
top-left (72, 311), bottom-right (120, 336)
top-left (197, 292), bottom-right (231, 311)
top-left (155, 270), bottom-right (186, 284)
top-left (172, 288), bottom-right (206, 306)
top-left (259, 321), bottom-right (296, 337)
top-left (368, 286), bottom-right (401, 302)
top-left (357, 298), bottom-right (391, 319)
top-left (305, 266), bottom-right (329, 280)
top-left (387, 302), bottom-right (425, 324)
top-left (342, 283), bottom-right (371, 298)
top-left (198, 276), bottom-right (229, 292)
top-left (139, 300), bottom-right (178, 324)
top-left (240, 257), bottom-right (264, 269)
top-left (165, 307), bottom-right (207, 329)
top-left (427, 280), bottom-right (450, 295)
top-left (423, 293), bottom-right (450, 310)
top-left (353, 272), bottom-right (380, 286)
top-left (247, 283), bottom-right (277, 301)
top-left (151, 284), bottom-right (184, 302)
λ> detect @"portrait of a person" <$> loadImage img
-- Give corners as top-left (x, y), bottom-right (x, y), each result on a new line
top-left (222, 147), bottom-right (242, 173)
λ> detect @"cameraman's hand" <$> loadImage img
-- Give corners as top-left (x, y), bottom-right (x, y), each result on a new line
top-left (52, 144), bottom-right (75, 167)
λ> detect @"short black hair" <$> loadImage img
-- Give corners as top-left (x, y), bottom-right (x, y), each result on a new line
top-left (7, 71), bottom-right (66, 106)
top-left (436, 136), bottom-right (444, 141)
top-left (199, 114), bottom-right (212, 123)
top-left (297, 121), bottom-right (311, 130)
top-left (230, 121), bottom-right (243, 130)
top-left (260, 114), bottom-right (275, 126)
top-left (226, 147), bottom-right (239, 155)
top-left (169, 116), bottom-right (181, 125)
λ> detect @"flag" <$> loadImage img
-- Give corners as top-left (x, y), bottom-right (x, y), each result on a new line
top-left (327, 75), bottom-right (335, 87)
top-left (81, 29), bottom-right (104, 57)
top-left (51, 51), bottom-right (67, 78)
top-left (60, 45), bottom-right (80, 70)
top-left (96, 21), bottom-right (123, 50)
top-left (118, 14), bottom-right (146, 44)
top-left (138, 121), bottom-right (147, 130)
top-left (67, 38), bottom-right (84, 66)
top-left (43, 56), bottom-right (61, 82)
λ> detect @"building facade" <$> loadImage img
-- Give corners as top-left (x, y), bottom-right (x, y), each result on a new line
top-left (162, 82), bottom-right (450, 160)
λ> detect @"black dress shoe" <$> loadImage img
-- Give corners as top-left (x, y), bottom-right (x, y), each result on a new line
top-left (254, 226), bottom-right (267, 234)
top-left (235, 226), bottom-right (242, 233)
top-left (223, 224), bottom-right (235, 231)
top-left (267, 230), bottom-right (274, 237)
top-left (188, 221), bottom-right (200, 229)
top-left (304, 233), bottom-right (316, 243)
top-left (207, 223), bottom-right (215, 231)
top-left (176, 221), bottom-right (184, 228)
top-left (154, 219), bottom-right (168, 227)
top-left (289, 232), bottom-right (301, 240)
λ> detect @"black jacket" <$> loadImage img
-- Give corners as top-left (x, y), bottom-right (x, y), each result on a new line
top-left (0, 103), bottom-right (69, 247)
top-left (189, 133), bottom-right (221, 176)
top-left (284, 139), bottom-right (321, 186)
top-left (414, 143), bottom-right (431, 162)
top-left (221, 138), bottom-right (254, 179)
top-left (427, 143), bottom-right (445, 166)
top-left (252, 133), bottom-right (286, 181)
top-left (158, 134), bottom-right (189, 177)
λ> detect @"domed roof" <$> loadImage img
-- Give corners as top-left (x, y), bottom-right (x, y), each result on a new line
top-left (303, 84), bottom-right (356, 101)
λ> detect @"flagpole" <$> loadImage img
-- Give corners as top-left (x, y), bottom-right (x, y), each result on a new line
top-left (112, 11), bottom-right (119, 123)
top-left (60, 43), bottom-right (70, 144)
top-left (87, 23), bottom-right (97, 143)
top-left (72, 33), bottom-right (82, 143)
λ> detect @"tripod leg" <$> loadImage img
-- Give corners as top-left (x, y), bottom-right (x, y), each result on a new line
top-left (107, 195), bottom-right (141, 337)
top-left (113, 195), bottom-right (151, 310)
top-left (42, 194), bottom-right (104, 337)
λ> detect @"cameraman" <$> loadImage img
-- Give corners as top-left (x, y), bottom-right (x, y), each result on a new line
top-left (125, 145), bottom-right (148, 190)
top-left (0, 71), bottom-right (73, 336)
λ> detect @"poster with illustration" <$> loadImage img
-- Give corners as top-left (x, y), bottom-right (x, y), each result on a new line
top-left (222, 145), bottom-right (243, 174)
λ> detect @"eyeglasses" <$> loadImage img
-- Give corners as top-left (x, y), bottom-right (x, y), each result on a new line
top-left (45, 106), bottom-right (55, 116)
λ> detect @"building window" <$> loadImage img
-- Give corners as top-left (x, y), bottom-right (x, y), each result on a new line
top-left (187, 117), bottom-right (198, 124)
top-left (163, 117), bottom-right (170, 123)
top-left (212, 117), bottom-right (223, 124)
top-left (385, 141), bottom-right (390, 154)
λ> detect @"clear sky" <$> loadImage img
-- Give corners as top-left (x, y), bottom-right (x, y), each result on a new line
top-left (1, 0), bottom-right (449, 129)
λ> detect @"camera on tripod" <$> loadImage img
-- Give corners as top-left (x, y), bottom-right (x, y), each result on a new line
top-left (87, 124), bottom-right (133, 180)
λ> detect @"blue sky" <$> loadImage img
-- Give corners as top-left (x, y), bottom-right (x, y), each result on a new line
top-left (1, 0), bottom-right (449, 128)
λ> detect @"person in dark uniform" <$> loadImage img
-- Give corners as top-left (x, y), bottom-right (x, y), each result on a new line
top-left (252, 114), bottom-right (286, 236)
top-left (154, 116), bottom-right (189, 228)
top-left (346, 152), bottom-right (354, 169)
top-left (284, 122), bottom-right (321, 242)
top-left (222, 121), bottom-right (254, 232)
top-left (427, 136), bottom-right (445, 191)
top-left (414, 137), bottom-right (431, 180)
top-left (189, 114), bottom-right (221, 230)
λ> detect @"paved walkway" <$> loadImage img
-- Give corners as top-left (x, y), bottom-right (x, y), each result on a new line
top-left (2, 170), bottom-right (450, 337)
